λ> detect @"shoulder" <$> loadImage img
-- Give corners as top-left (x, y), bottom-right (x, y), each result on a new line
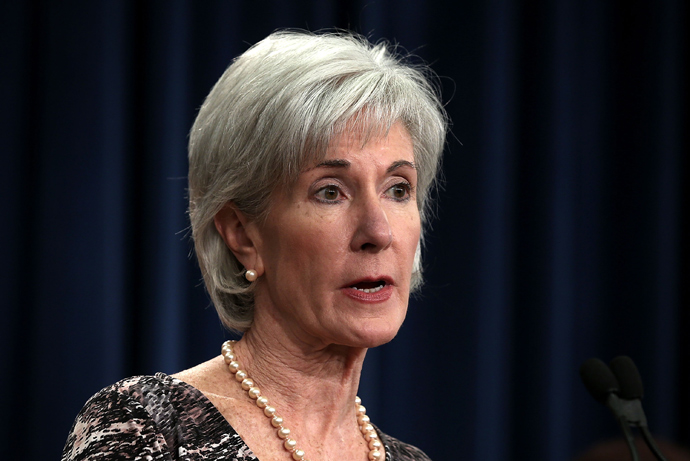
top-left (75, 374), bottom-right (199, 411)
top-left (62, 374), bottom-right (245, 461)
top-left (69, 373), bottom-right (221, 431)
top-left (379, 430), bottom-right (433, 461)
top-left (62, 375), bottom-right (175, 460)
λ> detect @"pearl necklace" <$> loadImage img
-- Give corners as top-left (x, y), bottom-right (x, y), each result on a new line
top-left (221, 341), bottom-right (383, 461)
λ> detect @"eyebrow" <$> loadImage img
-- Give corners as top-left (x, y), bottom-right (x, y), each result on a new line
top-left (309, 159), bottom-right (417, 172)
top-left (312, 159), bottom-right (351, 169)
top-left (386, 160), bottom-right (417, 173)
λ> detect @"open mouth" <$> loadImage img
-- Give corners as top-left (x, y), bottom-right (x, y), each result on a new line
top-left (350, 280), bottom-right (386, 294)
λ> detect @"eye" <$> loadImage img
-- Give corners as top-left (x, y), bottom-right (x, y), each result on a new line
top-left (314, 185), bottom-right (343, 203)
top-left (385, 182), bottom-right (412, 201)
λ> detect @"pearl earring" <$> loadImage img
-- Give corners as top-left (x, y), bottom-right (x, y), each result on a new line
top-left (245, 269), bottom-right (258, 282)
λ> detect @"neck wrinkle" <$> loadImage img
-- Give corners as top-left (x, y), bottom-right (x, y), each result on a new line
top-left (234, 319), bottom-right (368, 442)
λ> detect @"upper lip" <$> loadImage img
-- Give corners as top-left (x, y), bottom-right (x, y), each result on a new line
top-left (344, 275), bottom-right (394, 288)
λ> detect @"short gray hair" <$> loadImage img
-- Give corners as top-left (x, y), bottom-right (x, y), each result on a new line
top-left (188, 30), bottom-right (447, 332)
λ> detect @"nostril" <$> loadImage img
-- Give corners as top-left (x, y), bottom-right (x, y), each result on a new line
top-left (351, 203), bottom-right (393, 252)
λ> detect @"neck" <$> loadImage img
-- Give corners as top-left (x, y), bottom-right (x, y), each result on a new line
top-left (234, 325), bottom-right (368, 432)
top-left (220, 293), bottom-right (389, 461)
top-left (222, 336), bottom-right (382, 461)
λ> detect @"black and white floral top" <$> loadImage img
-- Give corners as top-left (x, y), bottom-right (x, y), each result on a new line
top-left (62, 373), bottom-right (432, 461)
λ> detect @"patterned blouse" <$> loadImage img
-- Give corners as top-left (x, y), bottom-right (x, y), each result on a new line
top-left (62, 373), bottom-right (432, 461)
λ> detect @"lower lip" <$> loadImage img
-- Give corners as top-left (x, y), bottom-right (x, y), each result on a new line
top-left (341, 284), bottom-right (394, 303)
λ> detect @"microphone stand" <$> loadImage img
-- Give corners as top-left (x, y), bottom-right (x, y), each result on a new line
top-left (640, 426), bottom-right (669, 461)
top-left (606, 389), bottom-right (668, 461)
top-left (617, 418), bottom-right (640, 461)
top-left (607, 394), bottom-right (641, 461)
top-left (580, 356), bottom-right (669, 461)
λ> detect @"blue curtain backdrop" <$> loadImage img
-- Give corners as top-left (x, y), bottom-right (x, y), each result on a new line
top-left (1, 1), bottom-right (687, 460)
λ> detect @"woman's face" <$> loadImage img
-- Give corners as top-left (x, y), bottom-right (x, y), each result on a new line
top-left (251, 121), bottom-right (421, 349)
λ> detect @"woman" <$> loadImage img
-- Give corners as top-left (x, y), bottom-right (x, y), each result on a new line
top-left (62, 30), bottom-right (447, 461)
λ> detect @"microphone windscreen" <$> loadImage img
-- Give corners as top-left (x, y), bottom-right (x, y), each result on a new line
top-left (609, 356), bottom-right (644, 399)
top-left (580, 358), bottom-right (620, 403)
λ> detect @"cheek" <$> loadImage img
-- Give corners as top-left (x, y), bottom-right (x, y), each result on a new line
top-left (270, 211), bottom-right (348, 270)
top-left (406, 216), bottom-right (422, 272)
top-left (401, 210), bottom-right (421, 250)
top-left (410, 213), bottom-right (421, 242)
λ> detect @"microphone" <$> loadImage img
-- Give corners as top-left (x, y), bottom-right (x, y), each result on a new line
top-left (580, 358), bottom-right (640, 461)
top-left (608, 356), bottom-right (668, 461)
top-left (579, 356), bottom-right (668, 461)
top-left (609, 356), bottom-right (643, 399)
top-left (580, 357), bottom-right (620, 403)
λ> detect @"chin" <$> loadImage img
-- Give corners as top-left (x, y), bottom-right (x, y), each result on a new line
top-left (346, 320), bottom-right (404, 349)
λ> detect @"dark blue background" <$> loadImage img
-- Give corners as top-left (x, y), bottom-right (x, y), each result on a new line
top-left (1, 1), bottom-right (687, 460)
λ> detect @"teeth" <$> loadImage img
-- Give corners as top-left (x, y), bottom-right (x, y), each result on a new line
top-left (352, 283), bottom-right (385, 294)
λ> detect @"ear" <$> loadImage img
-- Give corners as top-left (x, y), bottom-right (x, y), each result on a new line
top-left (214, 203), bottom-right (265, 276)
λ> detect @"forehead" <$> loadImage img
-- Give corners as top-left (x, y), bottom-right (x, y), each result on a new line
top-left (323, 121), bottom-right (414, 163)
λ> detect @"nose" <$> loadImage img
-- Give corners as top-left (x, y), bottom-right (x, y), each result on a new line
top-left (350, 193), bottom-right (393, 252)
